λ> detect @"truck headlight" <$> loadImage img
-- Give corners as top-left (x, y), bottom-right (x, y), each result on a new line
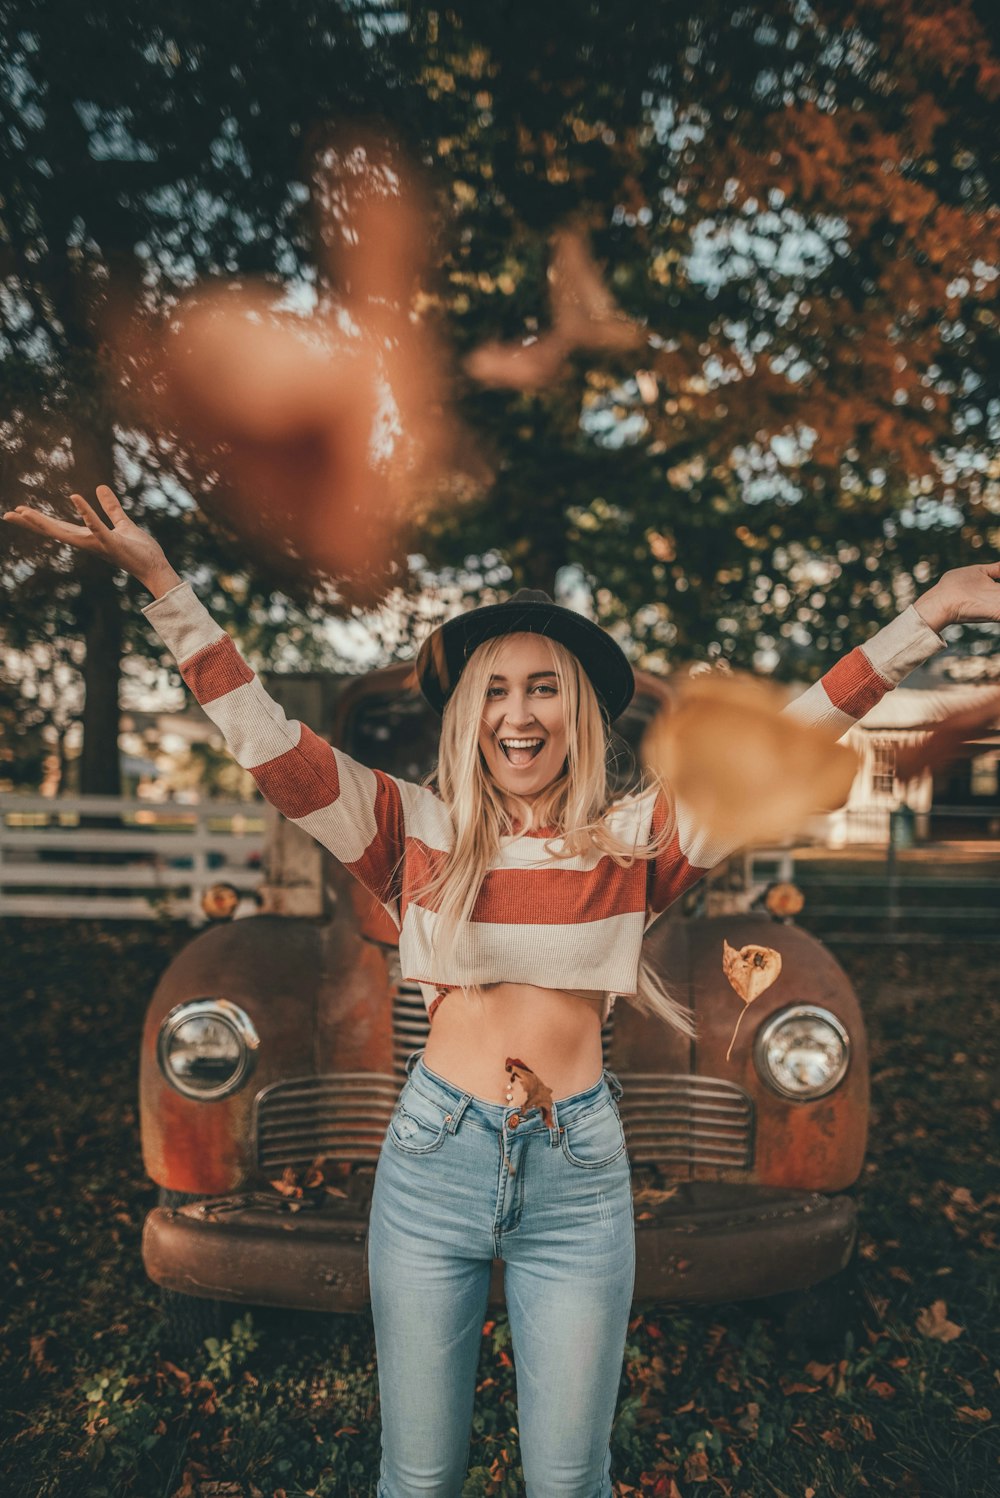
top-left (753, 1005), bottom-right (850, 1101)
top-left (157, 999), bottom-right (260, 1100)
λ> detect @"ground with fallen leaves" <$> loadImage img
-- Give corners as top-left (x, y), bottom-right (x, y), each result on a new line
top-left (1, 920), bottom-right (997, 1497)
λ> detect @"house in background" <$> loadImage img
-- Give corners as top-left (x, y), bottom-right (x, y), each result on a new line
top-left (804, 651), bottom-right (1000, 846)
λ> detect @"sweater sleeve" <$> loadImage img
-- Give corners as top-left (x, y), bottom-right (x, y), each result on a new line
top-left (141, 580), bottom-right (406, 927)
top-left (646, 603), bottom-right (948, 918)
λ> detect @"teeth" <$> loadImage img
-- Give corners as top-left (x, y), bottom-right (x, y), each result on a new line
top-left (501, 739), bottom-right (544, 748)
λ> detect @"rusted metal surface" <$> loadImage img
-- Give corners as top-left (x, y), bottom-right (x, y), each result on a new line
top-left (142, 1182), bottom-right (855, 1312)
top-left (140, 906), bottom-right (395, 1194)
top-left (626, 914), bottom-right (868, 1190)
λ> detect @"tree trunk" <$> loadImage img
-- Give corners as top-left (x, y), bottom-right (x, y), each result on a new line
top-left (74, 553), bottom-right (123, 797)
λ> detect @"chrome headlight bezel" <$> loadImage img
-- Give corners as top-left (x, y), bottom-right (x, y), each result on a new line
top-left (753, 1004), bottom-right (851, 1102)
top-left (157, 998), bottom-right (260, 1101)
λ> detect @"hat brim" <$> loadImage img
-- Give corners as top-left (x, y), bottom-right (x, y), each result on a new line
top-left (415, 598), bottom-right (634, 723)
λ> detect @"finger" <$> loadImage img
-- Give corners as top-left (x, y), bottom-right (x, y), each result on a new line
top-left (95, 484), bottom-right (128, 525)
top-left (6, 506), bottom-right (95, 545)
top-left (69, 492), bottom-right (111, 535)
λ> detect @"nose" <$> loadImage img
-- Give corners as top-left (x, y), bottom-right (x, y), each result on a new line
top-left (503, 694), bottom-right (537, 729)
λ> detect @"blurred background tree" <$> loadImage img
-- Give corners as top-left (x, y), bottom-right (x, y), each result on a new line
top-left (1, 0), bottom-right (997, 792)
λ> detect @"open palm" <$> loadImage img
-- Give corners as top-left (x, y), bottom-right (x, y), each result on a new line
top-left (2, 486), bottom-right (169, 584)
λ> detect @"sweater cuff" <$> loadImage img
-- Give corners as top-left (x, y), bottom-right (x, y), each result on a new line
top-left (863, 603), bottom-right (948, 686)
top-left (140, 579), bottom-right (225, 663)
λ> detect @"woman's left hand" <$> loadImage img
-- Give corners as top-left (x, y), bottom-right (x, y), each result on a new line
top-left (913, 560), bottom-right (1000, 632)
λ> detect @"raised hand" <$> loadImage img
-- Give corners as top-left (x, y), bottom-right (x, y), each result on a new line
top-left (914, 559), bottom-right (1000, 632)
top-left (2, 486), bottom-right (177, 592)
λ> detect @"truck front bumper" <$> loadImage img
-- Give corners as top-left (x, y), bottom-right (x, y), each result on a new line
top-left (143, 1181), bottom-right (857, 1313)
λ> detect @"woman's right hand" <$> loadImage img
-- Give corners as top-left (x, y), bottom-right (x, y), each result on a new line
top-left (2, 485), bottom-right (179, 594)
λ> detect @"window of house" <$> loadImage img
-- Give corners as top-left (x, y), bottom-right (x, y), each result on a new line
top-left (970, 752), bottom-right (999, 797)
top-left (871, 738), bottom-right (896, 795)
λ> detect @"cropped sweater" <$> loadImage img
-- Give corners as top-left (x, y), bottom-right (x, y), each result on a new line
top-left (141, 581), bottom-right (946, 1022)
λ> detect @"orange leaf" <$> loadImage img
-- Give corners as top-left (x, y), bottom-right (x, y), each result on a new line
top-left (916, 1299), bottom-right (964, 1341)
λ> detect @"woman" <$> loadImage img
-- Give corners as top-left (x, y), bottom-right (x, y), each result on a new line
top-left (5, 486), bottom-right (998, 1498)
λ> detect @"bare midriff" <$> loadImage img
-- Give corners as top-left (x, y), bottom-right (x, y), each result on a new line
top-left (420, 982), bottom-right (607, 1106)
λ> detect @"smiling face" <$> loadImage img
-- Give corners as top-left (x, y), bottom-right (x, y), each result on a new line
top-left (476, 633), bottom-right (569, 805)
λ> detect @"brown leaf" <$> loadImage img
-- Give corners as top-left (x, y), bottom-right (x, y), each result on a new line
top-left (642, 670), bottom-right (859, 848)
top-left (464, 226), bottom-right (643, 390)
top-left (28, 1333), bottom-right (57, 1375)
top-left (722, 940), bottom-right (782, 1003)
top-left (915, 1300), bottom-right (964, 1341)
top-left (955, 1406), bottom-right (992, 1423)
top-left (722, 940), bottom-right (782, 1061)
top-left (505, 1056), bottom-right (555, 1128)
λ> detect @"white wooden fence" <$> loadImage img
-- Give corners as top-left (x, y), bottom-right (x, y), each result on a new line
top-left (0, 794), bottom-right (265, 924)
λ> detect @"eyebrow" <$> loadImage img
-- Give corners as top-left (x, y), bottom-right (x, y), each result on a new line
top-left (488, 671), bottom-right (558, 682)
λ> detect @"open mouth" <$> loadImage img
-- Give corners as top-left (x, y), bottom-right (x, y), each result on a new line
top-left (499, 737), bottom-right (545, 766)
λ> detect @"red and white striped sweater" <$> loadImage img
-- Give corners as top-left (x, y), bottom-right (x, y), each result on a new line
top-left (142, 581), bottom-right (945, 1022)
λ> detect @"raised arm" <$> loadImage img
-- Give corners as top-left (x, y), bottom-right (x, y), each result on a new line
top-left (3, 486), bottom-right (408, 927)
top-left (644, 571), bottom-right (998, 921)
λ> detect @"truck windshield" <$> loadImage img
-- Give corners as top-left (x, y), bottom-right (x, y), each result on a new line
top-left (344, 690), bottom-right (663, 796)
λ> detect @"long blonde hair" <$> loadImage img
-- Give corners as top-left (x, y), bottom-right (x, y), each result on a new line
top-left (412, 630), bottom-right (697, 1038)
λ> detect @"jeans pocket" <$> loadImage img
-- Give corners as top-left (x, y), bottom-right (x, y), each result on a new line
top-left (387, 1083), bottom-right (452, 1156)
top-left (560, 1098), bottom-right (628, 1170)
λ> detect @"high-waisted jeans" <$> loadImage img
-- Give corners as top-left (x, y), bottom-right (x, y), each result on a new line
top-left (367, 1049), bottom-right (636, 1498)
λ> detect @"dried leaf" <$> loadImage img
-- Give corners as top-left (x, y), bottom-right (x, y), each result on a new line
top-left (642, 670), bottom-right (859, 849)
top-left (465, 226), bottom-right (644, 389)
top-left (505, 1056), bottom-right (555, 1128)
top-left (722, 940), bottom-right (782, 1061)
top-left (915, 1300), bottom-right (964, 1341)
top-left (955, 1405), bottom-right (992, 1423)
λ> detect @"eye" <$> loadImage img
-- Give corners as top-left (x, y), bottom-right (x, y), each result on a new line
top-left (486, 686), bottom-right (506, 698)
top-left (532, 683), bottom-right (557, 695)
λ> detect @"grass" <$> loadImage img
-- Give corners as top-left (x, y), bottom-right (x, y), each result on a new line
top-left (0, 919), bottom-right (997, 1497)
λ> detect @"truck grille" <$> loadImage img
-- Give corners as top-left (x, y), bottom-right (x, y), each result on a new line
top-left (619, 1075), bottom-right (754, 1177)
top-left (255, 1074), bottom-right (400, 1171)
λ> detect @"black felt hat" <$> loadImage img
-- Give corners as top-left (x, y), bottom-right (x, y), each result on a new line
top-left (415, 588), bottom-right (635, 723)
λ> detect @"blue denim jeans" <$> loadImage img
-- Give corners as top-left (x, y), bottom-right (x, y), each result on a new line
top-left (367, 1049), bottom-right (636, 1498)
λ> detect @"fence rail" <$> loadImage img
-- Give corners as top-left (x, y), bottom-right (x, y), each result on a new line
top-left (745, 804), bottom-right (1000, 942)
top-left (0, 794), bottom-right (265, 924)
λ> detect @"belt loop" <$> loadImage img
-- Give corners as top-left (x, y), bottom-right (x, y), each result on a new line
top-left (404, 1048), bottom-right (424, 1078)
top-left (603, 1066), bottom-right (624, 1102)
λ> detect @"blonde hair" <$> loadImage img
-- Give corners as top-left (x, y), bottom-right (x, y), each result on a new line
top-left (412, 630), bottom-right (697, 1039)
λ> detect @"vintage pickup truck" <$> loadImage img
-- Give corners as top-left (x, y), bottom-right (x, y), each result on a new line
top-left (139, 661), bottom-right (866, 1349)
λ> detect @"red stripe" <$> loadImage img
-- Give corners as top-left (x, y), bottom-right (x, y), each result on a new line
top-left (180, 635), bottom-right (255, 704)
top-left (342, 770), bottom-right (406, 903)
top-left (250, 723), bottom-right (341, 819)
top-left (401, 837), bottom-right (646, 925)
top-left (820, 648), bottom-right (892, 720)
top-left (649, 820), bottom-right (703, 910)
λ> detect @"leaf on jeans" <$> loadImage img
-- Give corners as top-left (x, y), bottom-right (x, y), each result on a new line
top-left (722, 940), bottom-right (783, 1061)
top-left (504, 1056), bottom-right (555, 1128)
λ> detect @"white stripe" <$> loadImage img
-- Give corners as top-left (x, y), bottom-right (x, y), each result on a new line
top-left (859, 604), bottom-right (947, 684)
top-left (202, 678), bottom-right (305, 770)
top-left (781, 682), bottom-right (856, 740)
top-left (293, 749), bottom-right (382, 864)
top-left (399, 904), bottom-right (647, 995)
top-left (141, 581), bottom-right (226, 662)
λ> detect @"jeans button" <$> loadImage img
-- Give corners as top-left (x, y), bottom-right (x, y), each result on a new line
top-left (508, 1113), bottom-right (520, 1129)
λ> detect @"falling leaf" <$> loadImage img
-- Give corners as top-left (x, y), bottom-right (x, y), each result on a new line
top-left (721, 939), bottom-right (782, 1061)
top-left (642, 669), bottom-right (859, 849)
top-left (915, 1299), bottom-right (964, 1341)
top-left (465, 226), bottom-right (644, 389)
top-left (894, 689), bottom-right (1000, 782)
top-left (109, 136), bottom-right (464, 604)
